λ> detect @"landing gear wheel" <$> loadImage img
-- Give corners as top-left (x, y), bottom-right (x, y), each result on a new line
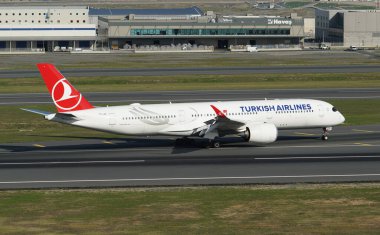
top-left (209, 139), bottom-right (221, 148)
top-left (321, 127), bottom-right (332, 141)
top-left (213, 141), bottom-right (221, 148)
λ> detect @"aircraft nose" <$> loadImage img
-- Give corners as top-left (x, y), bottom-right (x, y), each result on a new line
top-left (339, 113), bottom-right (345, 124)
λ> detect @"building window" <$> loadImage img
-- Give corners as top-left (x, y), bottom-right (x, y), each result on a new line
top-left (5, 21), bottom-right (8, 23)
top-left (19, 13), bottom-right (21, 15)
top-left (83, 20), bottom-right (86, 23)
top-left (32, 20), bottom-right (34, 23)
top-left (83, 13), bottom-right (86, 15)
top-left (70, 13), bottom-right (72, 15)
top-left (76, 13), bottom-right (79, 15)
top-left (39, 13), bottom-right (41, 15)
top-left (5, 13), bottom-right (8, 15)
top-left (12, 13), bottom-right (15, 15)
top-left (38, 20), bottom-right (41, 23)
top-left (57, 20), bottom-right (60, 23)
top-left (50, 13), bottom-right (53, 15)
top-left (32, 13), bottom-right (34, 15)
top-left (25, 13), bottom-right (27, 15)
top-left (25, 20), bottom-right (27, 22)
top-left (77, 20), bottom-right (79, 23)
top-left (70, 20), bottom-right (73, 23)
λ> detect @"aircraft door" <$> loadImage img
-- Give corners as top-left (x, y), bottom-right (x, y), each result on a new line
top-left (178, 110), bottom-right (186, 123)
top-left (266, 109), bottom-right (273, 121)
top-left (108, 107), bottom-right (116, 126)
top-left (317, 104), bottom-right (325, 118)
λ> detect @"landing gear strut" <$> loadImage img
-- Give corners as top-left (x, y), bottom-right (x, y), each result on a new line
top-left (321, 127), bottom-right (332, 141)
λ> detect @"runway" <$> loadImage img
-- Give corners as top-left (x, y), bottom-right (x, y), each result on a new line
top-left (0, 124), bottom-right (379, 189)
top-left (1, 64), bottom-right (380, 78)
top-left (1, 88), bottom-right (380, 105)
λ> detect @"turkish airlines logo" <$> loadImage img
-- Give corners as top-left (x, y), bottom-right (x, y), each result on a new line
top-left (52, 78), bottom-right (82, 111)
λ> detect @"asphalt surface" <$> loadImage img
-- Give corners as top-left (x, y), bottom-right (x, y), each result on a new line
top-left (1, 88), bottom-right (380, 106)
top-left (0, 124), bottom-right (379, 189)
top-left (1, 64), bottom-right (380, 78)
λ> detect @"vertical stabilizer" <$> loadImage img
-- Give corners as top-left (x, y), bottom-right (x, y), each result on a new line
top-left (37, 63), bottom-right (94, 112)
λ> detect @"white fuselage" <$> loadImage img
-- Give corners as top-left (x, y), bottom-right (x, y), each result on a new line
top-left (46, 99), bottom-right (345, 137)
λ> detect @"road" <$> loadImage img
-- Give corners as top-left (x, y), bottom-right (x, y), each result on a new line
top-left (1, 88), bottom-right (380, 106)
top-left (0, 125), bottom-right (379, 189)
top-left (1, 64), bottom-right (380, 78)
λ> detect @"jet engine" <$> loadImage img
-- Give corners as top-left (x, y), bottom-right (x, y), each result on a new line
top-left (241, 123), bottom-right (278, 144)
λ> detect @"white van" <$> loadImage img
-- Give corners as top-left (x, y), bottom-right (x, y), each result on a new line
top-left (247, 46), bottom-right (258, 52)
top-left (348, 46), bottom-right (358, 51)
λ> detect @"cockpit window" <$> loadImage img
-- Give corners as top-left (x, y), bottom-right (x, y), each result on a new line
top-left (332, 107), bottom-right (338, 112)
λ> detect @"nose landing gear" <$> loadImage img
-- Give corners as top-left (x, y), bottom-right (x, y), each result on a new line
top-left (321, 127), bottom-right (332, 140)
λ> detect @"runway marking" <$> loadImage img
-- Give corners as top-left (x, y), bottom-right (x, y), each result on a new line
top-left (102, 141), bottom-right (114, 145)
top-left (354, 142), bottom-right (373, 147)
top-left (0, 148), bottom-right (170, 155)
top-left (254, 155), bottom-right (380, 160)
top-left (0, 160), bottom-right (145, 166)
top-left (33, 144), bottom-right (45, 148)
top-left (1, 143), bottom-right (380, 156)
top-left (352, 129), bottom-right (375, 133)
top-left (293, 132), bottom-right (316, 136)
top-left (1, 174), bottom-right (380, 185)
top-left (264, 144), bottom-right (380, 149)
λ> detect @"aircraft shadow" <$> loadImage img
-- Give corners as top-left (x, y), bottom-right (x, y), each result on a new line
top-left (0, 135), bottom-right (320, 153)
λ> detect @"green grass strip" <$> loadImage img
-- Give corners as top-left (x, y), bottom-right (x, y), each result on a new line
top-left (1, 73), bottom-right (380, 93)
top-left (0, 184), bottom-right (379, 234)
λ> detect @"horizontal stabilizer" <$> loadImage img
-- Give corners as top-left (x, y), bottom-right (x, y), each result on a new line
top-left (21, 108), bottom-right (52, 116)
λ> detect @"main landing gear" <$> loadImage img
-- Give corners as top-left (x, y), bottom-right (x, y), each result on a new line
top-left (209, 138), bottom-right (221, 148)
top-left (321, 127), bottom-right (332, 141)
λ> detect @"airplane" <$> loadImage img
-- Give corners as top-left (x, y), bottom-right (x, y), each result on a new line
top-left (22, 63), bottom-right (345, 148)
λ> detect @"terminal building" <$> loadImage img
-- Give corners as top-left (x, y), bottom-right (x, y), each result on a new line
top-left (315, 9), bottom-right (380, 47)
top-left (0, 5), bottom-right (308, 52)
top-left (0, 6), bottom-right (96, 52)
top-left (94, 7), bottom-right (305, 50)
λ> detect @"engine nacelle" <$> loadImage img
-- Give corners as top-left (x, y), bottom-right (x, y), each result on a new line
top-left (243, 123), bottom-right (278, 144)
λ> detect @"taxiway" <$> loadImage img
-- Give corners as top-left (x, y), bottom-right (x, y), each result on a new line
top-left (1, 64), bottom-right (380, 78)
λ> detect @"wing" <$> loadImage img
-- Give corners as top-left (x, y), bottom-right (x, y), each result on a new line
top-left (199, 105), bottom-right (246, 138)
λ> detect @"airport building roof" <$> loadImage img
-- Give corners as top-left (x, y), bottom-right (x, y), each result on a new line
top-left (89, 6), bottom-right (203, 16)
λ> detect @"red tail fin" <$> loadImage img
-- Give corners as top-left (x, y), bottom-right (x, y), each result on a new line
top-left (37, 63), bottom-right (94, 113)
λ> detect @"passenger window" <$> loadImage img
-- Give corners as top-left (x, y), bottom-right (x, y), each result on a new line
top-left (332, 107), bottom-right (337, 112)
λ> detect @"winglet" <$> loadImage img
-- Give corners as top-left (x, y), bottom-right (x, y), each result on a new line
top-left (210, 105), bottom-right (227, 118)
